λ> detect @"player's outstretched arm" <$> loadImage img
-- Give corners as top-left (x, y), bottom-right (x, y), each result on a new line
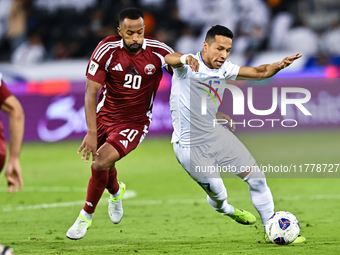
top-left (1, 95), bottom-right (24, 192)
top-left (78, 79), bottom-right (101, 163)
top-left (236, 53), bottom-right (302, 81)
top-left (165, 53), bottom-right (199, 72)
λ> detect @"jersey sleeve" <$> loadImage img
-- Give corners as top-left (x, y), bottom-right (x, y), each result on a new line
top-left (160, 44), bottom-right (174, 76)
top-left (173, 53), bottom-right (199, 79)
top-left (86, 37), bottom-right (120, 84)
top-left (0, 75), bottom-right (13, 105)
top-left (173, 65), bottom-right (191, 79)
top-left (223, 60), bottom-right (240, 81)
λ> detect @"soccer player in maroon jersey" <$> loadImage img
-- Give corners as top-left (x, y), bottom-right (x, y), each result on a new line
top-left (66, 8), bottom-right (174, 240)
top-left (0, 73), bottom-right (25, 193)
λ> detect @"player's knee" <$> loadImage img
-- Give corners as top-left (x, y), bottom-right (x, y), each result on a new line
top-left (243, 166), bottom-right (268, 192)
top-left (246, 174), bottom-right (273, 206)
top-left (92, 158), bottom-right (113, 170)
top-left (246, 177), bottom-right (267, 192)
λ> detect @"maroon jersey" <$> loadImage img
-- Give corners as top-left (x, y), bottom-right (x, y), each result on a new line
top-left (0, 73), bottom-right (12, 157)
top-left (86, 35), bottom-right (174, 126)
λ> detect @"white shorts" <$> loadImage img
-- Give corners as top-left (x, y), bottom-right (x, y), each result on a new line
top-left (173, 127), bottom-right (256, 179)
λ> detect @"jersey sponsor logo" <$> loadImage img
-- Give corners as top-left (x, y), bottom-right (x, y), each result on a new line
top-left (119, 140), bottom-right (128, 148)
top-left (88, 60), bottom-right (99, 76)
top-left (144, 64), bottom-right (156, 75)
top-left (112, 63), bottom-right (123, 71)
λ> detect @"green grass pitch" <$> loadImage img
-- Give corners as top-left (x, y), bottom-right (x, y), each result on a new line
top-left (0, 130), bottom-right (340, 254)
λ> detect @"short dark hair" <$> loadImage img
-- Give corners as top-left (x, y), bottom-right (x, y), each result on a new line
top-left (205, 25), bottom-right (233, 44)
top-left (119, 8), bottom-right (144, 23)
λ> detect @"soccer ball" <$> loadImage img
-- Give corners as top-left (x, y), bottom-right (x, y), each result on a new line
top-left (0, 245), bottom-right (14, 255)
top-left (265, 211), bottom-right (300, 245)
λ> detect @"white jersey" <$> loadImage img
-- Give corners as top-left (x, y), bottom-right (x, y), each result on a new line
top-left (170, 52), bottom-right (240, 146)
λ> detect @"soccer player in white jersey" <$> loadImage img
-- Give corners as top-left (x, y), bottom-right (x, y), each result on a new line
top-left (165, 25), bottom-right (306, 243)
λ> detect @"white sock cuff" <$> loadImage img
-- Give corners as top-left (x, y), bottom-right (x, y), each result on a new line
top-left (80, 209), bottom-right (93, 220)
top-left (112, 187), bottom-right (121, 198)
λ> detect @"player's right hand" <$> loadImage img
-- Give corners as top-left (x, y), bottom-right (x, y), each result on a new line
top-left (78, 133), bottom-right (99, 163)
top-left (187, 55), bottom-right (199, 72)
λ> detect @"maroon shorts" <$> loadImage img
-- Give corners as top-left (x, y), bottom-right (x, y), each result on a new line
top-left (97, 122), bottom-right (149, 158)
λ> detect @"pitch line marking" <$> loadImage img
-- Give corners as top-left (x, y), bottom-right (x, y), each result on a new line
top-left (2, 193), bottom-right (340, 212)
top-left (0, 190), bottom-right (137, 212)
top-left (0, 186), bottom-right (87, 193)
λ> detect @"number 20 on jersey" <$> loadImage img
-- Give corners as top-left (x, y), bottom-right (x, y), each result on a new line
top-left (123, 74), bottom-right (142, 89)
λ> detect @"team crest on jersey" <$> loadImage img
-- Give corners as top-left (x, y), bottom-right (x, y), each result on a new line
top-left (144, 64), bottom-right (156, 75)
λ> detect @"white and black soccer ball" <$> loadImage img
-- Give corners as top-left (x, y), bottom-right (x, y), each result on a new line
top-left (265, 211), bottom-right (300, 245)
top-left (0, 244), bottom-right (14, 255)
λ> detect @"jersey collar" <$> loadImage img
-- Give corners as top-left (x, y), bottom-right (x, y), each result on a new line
top-left (198, 51), bottom-right (209, 68)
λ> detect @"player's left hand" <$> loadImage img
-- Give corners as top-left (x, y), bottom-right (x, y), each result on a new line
top-left (216, 111), bottom-right (236, 132)
top-left (187, 55), bottom-right (199, 72)
top-left (279, 53), bottom-right (302, 69)
top-left (5, 158), bottom-right (23, 192)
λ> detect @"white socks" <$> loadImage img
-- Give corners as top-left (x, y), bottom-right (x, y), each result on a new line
top-left (112, 187), bottom-right (121, 199)
top-left (194, 167), bottom-right (274, 221)
top-left (80, 209), bottom-right (93, 221)
top-left (207, 196), bottom-right (235, 215)
top-left (194, 178), bottom-right (235, 215)
top-left (243, 168), bottom-right (274, 225)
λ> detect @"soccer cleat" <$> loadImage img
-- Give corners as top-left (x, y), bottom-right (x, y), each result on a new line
top-left (66, 214), bottom-right (92, 240)
top-left (108, 181), bottom-right (126, 224)
top-left (264, 233), bottom-right (306, 244)
top-left (227, 207), bottom-right (256, 225)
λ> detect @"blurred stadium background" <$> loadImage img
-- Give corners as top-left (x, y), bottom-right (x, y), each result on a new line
top-left (0, 0), bottom-right (339, 142)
